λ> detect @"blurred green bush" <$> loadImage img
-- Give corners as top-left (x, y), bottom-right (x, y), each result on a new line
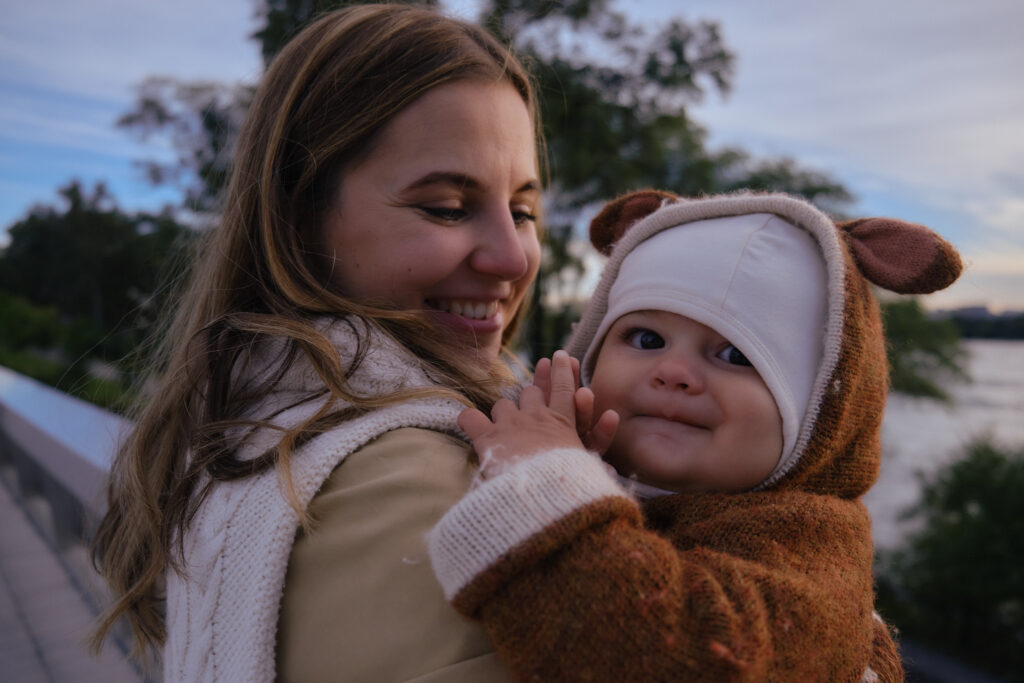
top-left (882, 298), bottom-right (967, 401)
top-left (876, 437), bottom-right (1024, 681)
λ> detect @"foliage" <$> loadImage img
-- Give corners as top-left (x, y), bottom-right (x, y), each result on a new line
top-left (114, 0), bottom-right (427, 215)
top-left (254, 0), bottom-right (439, 67)
top-left (117, 78), bottom-right (253, 213)
top-left (0, 344), bottom-right (133, 413)
top-left (876, 437), bottom-right (1024, 681)
top-left (881, 297), bottom-right (967, 401)
top-left (0, 181), bottom-right (196, 360)
top-left (0, 289), bottom-right (64, 349)
top-left (0, 294), bottom-right (135, 413)
top-left (949, 310), bottom-right (1024, 339)
top-left (0, 183), bottom-right (194, 412)
top-left (470, 1), bottom-right (853, 356)
top-left (114, 0), bottom-right (855, 362)
top-left (503, 7), bottom-right (735, 204)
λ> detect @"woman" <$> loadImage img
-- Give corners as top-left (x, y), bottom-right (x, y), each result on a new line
top-left (91, 5), bottom-right (542, 681)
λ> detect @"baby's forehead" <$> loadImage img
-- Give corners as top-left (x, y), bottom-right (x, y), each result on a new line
top-left (609, 309), bottom-right (730, 339)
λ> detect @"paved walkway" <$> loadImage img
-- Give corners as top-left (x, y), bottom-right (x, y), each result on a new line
top-left (0, 474), bottom-right (144, 682)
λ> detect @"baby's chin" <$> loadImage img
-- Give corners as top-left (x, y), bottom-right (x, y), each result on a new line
top-left (610, 457), bottom-right (758, 495)
top-left (604, 444), bottom-right (704, 493)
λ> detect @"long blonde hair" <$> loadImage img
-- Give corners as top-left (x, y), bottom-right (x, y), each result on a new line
top-left (91, 4), bottom-right (543, 658)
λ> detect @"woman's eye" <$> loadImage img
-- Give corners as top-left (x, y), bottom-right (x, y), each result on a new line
top-left (511, 209), bottom-right (538, 226)
top-left (421, 206), bottom-right (467, 222)
top-left (625, 328), bottom-right (664, 350)
top-left (716, 344), bottom-right (752, 367)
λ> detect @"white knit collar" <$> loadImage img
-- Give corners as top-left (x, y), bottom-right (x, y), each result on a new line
top-left (237, 317), bottom-right (432, 401)
top-left (167, 316), bottom-right (471, 683)
top-left (231, 316), bottom-right (457, 457)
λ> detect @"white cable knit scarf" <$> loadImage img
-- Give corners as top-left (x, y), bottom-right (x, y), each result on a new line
top-left (163, 318), bottom-right (466, 682)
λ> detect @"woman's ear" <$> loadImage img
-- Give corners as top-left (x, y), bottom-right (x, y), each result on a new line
top-left (590, 189), bottom-right (678, 255)
top-left (838, 217), bottom-right (963, 294)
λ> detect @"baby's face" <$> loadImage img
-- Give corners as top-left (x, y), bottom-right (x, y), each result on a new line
top-left (590, 310), bottom-right (783, 493)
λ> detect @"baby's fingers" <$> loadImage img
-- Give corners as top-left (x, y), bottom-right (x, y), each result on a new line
top-left (548, 350), bottom-right (577, 419)
top-left (457, 407), bottom-right (494, 441)
top-left (574, 386), bottom-right (595, 434)
top-left (585, 409), bottom-right (620, 456)
top-left (490, 397), bottom-right (519, 421)
top-left (517, 384), bottom-right (546, 411)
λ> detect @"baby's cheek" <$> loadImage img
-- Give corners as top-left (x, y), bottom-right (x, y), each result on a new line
top-left (601, 428), bottom-right (634, 471)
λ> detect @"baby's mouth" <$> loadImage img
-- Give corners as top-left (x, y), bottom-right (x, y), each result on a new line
top-left (426, 299), bottom-right (499, 321)
top-left (642, 413), bottom-right (709, 431)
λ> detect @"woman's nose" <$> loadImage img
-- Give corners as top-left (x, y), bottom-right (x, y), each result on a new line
top-left (650, 353), bottom-right (704, 393)
top-left (470, 210), bottom-right (530, 280)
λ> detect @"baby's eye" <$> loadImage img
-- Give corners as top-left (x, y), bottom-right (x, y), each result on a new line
top-left (421, 206), bottom-right (467, 222)
top-left (716, 344), bottom-right (752, 367)
top-left (625, 328), bottom-right (664, 350)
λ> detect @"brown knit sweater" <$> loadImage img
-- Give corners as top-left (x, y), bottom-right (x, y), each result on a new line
top-left (429, 192), bottom-right (962, 682)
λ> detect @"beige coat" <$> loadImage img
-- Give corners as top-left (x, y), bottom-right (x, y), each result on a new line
top-left (277, 427), bottom-right (515, 683)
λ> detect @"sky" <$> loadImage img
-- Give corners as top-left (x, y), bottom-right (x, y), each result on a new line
top-left (2, 0), bottom-right (1022, 311)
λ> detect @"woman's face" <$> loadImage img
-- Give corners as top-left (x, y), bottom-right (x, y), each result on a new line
top-left (321, 80), bottom-right (541, 360)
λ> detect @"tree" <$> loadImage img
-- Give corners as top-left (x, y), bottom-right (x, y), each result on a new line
top-left (0, 181), bottom-right (196, 410)
top-left (117, 0), bottom-right (854, 359)
top-left (881, 297), bottom-right (967, 400)
top-left (116, 78), bottom-right (253, 213)
top-left (0, 181), bottom-right (195, 359)
top-left (482, 2), bottom-right (854, 354)
top-left (254, 0), bottom-right (439, 67)
top-left (876, 437), bottom-right (1024, 681)
top-left (949, 310), bottom-right (1024, 340)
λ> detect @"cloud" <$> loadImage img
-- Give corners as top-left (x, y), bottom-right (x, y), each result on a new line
top-left (0, 1), bottom-right (262, 101)
top-left (929, 268), bottom-right (1024, 313)
top-left (962, 198), bottom-right (1024, 249)
top-left (667, 0), bottom-right (1024, 269)
top-left (0, 95), bottom-right (167, 161)
top-left (614, 0), bottom-right (1024, 310)
top-left (2, 0), bottom-right (1022, 310)
top-left (0, 0), bottom-right (260, 230)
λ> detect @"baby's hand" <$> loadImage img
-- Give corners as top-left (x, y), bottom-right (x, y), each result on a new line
top-left (533, 351), bottom-right (619, 457)
top-left (459, 351), bottom-right (613, 478)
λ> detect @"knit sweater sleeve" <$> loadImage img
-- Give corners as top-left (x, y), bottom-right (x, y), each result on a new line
top-left (428, 448), bottom-right (883, 682)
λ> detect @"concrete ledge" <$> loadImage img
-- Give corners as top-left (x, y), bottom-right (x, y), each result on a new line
top-left (0, 366), bottom-right (131, 539)
top-left (0, 366), bottom-right (150, 679)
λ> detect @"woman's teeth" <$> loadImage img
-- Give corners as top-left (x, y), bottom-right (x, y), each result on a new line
top-left (430, 300), bottom-right (498, 320)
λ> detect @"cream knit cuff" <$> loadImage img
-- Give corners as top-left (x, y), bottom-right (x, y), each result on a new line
top-left (428, 447), bottom-right (629, 601)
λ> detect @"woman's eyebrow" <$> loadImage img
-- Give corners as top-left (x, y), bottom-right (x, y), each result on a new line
top-left (402, 173), bottom-right (540, 195)
top-left (403, 172), bottom-right (479, 192)
top-left (515, 179), bottom-right (541, 195)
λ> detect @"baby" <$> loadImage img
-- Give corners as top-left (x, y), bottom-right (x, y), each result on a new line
top-left (430, 191), bottom-right (962, 682)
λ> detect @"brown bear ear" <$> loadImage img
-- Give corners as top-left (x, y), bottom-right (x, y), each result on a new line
top-left (590, 190), bottom-right (679, 255)
top-left (838, 217), bottom-right (963, 294)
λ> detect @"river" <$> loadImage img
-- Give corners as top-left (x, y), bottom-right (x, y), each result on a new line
top-left (864, 339), bottom-right (1024, 550)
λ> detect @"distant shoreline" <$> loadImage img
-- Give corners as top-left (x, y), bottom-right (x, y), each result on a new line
top-left (934, 308), bottom-right (1024, 340)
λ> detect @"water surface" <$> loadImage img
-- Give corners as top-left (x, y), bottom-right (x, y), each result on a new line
top-left (865, 339), bottom-right (1024, 549)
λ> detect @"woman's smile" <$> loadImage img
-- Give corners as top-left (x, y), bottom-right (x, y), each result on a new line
top-left (425, 299), bottom-right (501, 321)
